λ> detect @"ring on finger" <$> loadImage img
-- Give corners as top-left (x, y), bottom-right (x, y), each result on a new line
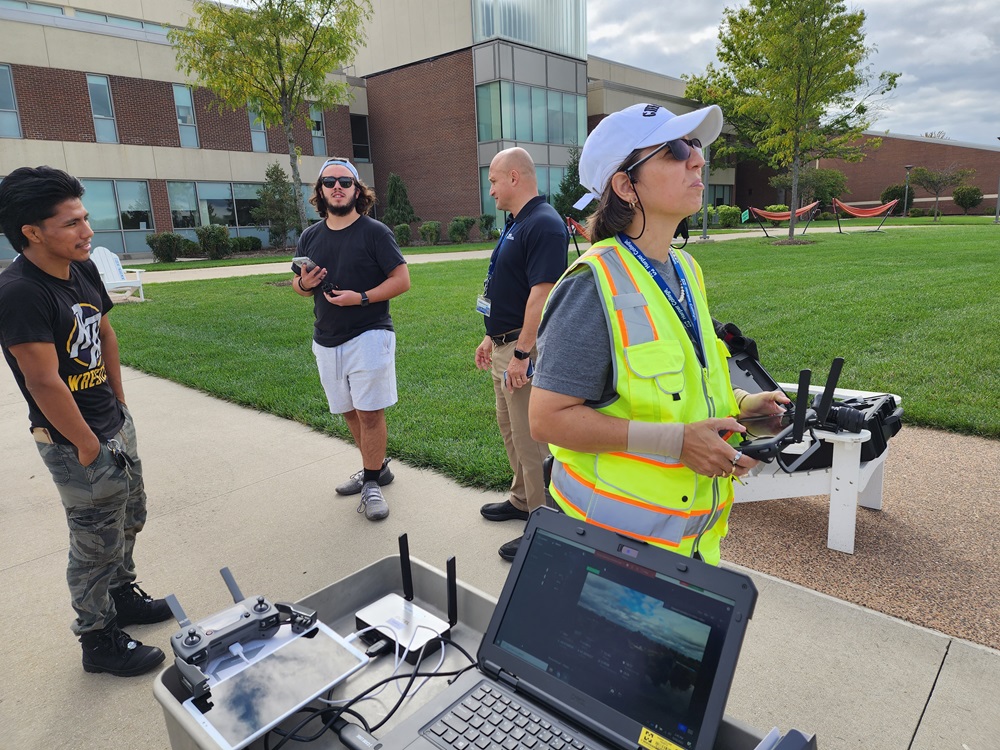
top-left (731, 450), bottom-right (743, 467)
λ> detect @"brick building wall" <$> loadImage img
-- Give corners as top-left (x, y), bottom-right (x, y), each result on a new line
top-left (194, 88), bottom-right (253, 152)
top-left (821, 135), bottom-right (1000, 215)
top-left (111, 77), bottom-right (179, 148)
top-left (324, 107), bottom-right (353, 161)
top-left (366, 49), bottom-right (481, 227)
top-left (148, 180), bottom-right (171, 235)
top-left (11, 65), bottom-right (94, 142)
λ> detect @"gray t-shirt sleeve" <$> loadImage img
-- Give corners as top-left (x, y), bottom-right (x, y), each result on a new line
top-left (534, 256), bottom-right (682, 406)
top-left (534, 268), bottom-right (615, 404)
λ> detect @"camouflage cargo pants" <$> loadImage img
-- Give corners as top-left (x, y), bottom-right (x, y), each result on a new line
top-left (35, 407), bottom-right (147, 635)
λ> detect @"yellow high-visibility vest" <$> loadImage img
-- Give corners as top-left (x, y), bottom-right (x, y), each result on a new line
top-left (546, 237), bottom-right (739, 564)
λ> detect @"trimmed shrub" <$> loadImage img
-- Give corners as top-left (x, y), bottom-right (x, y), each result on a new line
top-left (881, 183), bottom-right (914, 215)
top-left (447, 216), bottom-right (477, 244)
top-left (180, 239), bottom-right (201, 258)
top-left (145, 232), bottom-right (185, 263)
top-left (818, 211), bottom-right (837, 221)
top-left (394, 223), bottom-right (412, 247)
top-left (478, 213), bottom-right (496, 239)
top-left (230, 236), bottom-right (262, 254)
top-left (195, 224), bottom-right (232, 259)
top-left (952, 185), bottom-right (984, 215)
top-left (764, 204), bottom-right (789, 227)
top-left (716, 205), bottom-right (742, 228)
top-left (419, 221), bottom-right (441, 245)
top-left (909, 207), bottom-right (926, 217)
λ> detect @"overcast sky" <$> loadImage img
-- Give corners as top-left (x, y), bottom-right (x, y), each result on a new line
top-left (586, 0), bottom-right (1000, 147)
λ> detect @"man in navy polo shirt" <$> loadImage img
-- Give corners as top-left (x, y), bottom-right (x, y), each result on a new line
top-left (474, 148), bottom-right (568, 561)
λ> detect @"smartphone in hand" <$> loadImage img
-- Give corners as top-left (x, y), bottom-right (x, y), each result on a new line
top-left (292, 256), bottom-right (318, 272)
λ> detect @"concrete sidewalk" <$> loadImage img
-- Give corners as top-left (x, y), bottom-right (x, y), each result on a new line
top-left (3, 367), bottom-right (998, 749)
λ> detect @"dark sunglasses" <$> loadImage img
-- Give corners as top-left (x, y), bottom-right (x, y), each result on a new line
top-left (321, 176), bottom-right (355, 189)
top-left (626, 137), bottom-right (703, 174)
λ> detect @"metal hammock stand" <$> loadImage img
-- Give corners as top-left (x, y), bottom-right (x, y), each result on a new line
top-left (832, 198), bottom-right (899, 233)
top-left (748, 201), bottom-right (820, 238)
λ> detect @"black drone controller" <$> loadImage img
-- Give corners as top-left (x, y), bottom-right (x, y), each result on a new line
top-left (738, 357), bottom-right (863, 469)
top-left (166, 567), bottom-right (317, 698)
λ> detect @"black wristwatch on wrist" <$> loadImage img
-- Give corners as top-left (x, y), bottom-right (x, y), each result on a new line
top-left (360, 291), bottom-right (370, 307)
top-left (513, 348), bottom-right (530, 360)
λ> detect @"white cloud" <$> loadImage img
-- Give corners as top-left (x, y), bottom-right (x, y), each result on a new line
top-left (586, 0), bottom-right (1000, 144)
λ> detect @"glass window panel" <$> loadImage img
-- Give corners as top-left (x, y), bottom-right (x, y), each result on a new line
top-left (87, 76), bottom-right (113, 118)
top-left (0, 1), bottom-right (26, 9)
top-left (1, 65), bottom-right (18, 112)
top-left (167, 181), bottom-right (199, 228)
top-left (0, 111), bottom-right (20, 138)
top-left (475, 84), bottom-right (495, 142)
top-left (536, 167), bottom-right (548, 200)
top-left (123, 231), bottom-right (154, 256)
top-left (75, 10), bottom-right (106, 22)
top-left (27, 2), bottom-right (65, 14)
top-left (107, 15), bottom-right (142, 29)
top-left (310, 135), bottom-right (325, 157)
top-left (252, 130), bottom-right (268, 152)
top-left (179, 124), bottom-right (199, 148)
top-left (173, 85), bottom-right (195, 123)
top-left (514, 84), bottom-right (531, 141)
top-left (562, 93), bottom-right (576, 146)
top-left (94, 118), bottom-right (117, 143)
top-left (349, 114), bottom-right (369, 161)
top-left (547, 90), bottom-right (563, 146)
top-left (301, 186), bottom-right (319, 222)
top-left (310, 106), bottom-right (324, 136)
top-left (531, 87), bottom-right (547, 144)
top-left (233, 183), bottom-right (262, 226)
top-left (577, 95), bottom-right (586, 148)
top-left (116, 181), bottom-right (151, 230)
top-left (91, 231), bottom-right (124, 255)
top-left (197, 182), bottom-right (235, 226)
top-left (142, 22), bottom-right (167, 34)
top-left (499, 80), bottom-right (512, 139)
top-left (80, 180), bottom-right (120, 230)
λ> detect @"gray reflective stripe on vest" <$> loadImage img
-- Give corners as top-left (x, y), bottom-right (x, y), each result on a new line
top-left (551, 460), bottom-right (704, 546)
top-left (595, 249), bottom-right (657, 346)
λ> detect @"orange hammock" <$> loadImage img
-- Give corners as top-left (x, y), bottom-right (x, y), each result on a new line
top-left (832, 198), bottom-right (898, 233)
top-left (748, 201), bottom-right (820, 237)
top-left (566, 216), bottom-right (590, 256)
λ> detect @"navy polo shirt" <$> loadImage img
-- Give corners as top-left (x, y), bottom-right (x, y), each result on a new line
top-left (483, 195), bottom-right (568, 337)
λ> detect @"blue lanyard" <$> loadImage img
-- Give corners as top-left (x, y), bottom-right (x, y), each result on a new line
top-left (484, 220), bottom-right (517, 296)
top-left (618, 233), bottom-right (706, 367)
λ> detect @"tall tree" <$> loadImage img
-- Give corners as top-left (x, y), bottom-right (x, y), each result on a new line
top-left (684, 0), bottom-right (898, 239)
top-left (381, 173), bottom-right (420, 228)
top-left (169, 0), bottom-right (372, 229)
top-left (910, 165), bottom-right (975, 221)
top-left (251, 162), bottom-right (300, 247)
top-left (552, 146), bottom-right (586, 223)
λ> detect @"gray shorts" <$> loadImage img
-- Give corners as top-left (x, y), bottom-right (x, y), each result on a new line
top-left (313, 329), bottom-right (398, 413)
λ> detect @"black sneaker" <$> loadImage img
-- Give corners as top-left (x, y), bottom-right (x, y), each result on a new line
top-left (111, 582), bottom-right (172, 627)
top-left (80, 621), bottom-right (165, 677)
top-left (335, 458), bottom-right (394, 496)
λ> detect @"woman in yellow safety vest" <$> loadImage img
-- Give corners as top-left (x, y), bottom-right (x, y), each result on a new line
top-left (528, 102), bottom-right (789, 565)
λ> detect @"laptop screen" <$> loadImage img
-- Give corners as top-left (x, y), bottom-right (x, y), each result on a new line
top-left (482, 520), bottom-right (755, 750)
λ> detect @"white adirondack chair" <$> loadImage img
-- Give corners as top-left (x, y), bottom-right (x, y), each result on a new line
top-left (90, 246), bottom-right (145, 302)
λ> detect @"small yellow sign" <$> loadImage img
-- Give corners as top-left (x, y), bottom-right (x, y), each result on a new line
top-left (638, 727), bottom-right (685, 750)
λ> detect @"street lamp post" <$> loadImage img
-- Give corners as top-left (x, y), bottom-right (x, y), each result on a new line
top-left (903, 164), bottom-right (914, 217)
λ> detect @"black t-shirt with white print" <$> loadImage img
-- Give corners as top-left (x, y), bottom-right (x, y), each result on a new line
top-left (0, 255), bottom-right (123, 443)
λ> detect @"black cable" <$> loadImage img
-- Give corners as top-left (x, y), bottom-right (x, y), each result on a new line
top-left (264, 633), bottom-right (476, 748)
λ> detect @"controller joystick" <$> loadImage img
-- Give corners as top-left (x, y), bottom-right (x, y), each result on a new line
top-left (254, 596), bottom-right (269, 613)
top-left (184, 628), bottom-right (201, 646)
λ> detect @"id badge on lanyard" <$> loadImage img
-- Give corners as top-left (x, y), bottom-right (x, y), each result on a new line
top-left (477, 220), bottom-right (516, 318)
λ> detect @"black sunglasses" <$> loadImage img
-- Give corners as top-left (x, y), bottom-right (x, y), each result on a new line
top-left (626, 137), bottom-right (703, 174)
top-left (321, 176), bottom-right (355, 189)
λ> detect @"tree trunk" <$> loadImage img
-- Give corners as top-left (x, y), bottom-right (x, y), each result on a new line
top-left (787, 155), bottom-right (801, 239)
top-left (283, 105), bottom-right (309, 232)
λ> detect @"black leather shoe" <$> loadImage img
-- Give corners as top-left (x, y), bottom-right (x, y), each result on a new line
top-left (498, 536), bottom-right (522, 562)
top-left (80, 621), bottom-right (165, 677)
top-left (480, 500), bottom-right (529, 522)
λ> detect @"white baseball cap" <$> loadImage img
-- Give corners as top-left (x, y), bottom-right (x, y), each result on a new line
top-left (574, 103), bottom-right (724, 210)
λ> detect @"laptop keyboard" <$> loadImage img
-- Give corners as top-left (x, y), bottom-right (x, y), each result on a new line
top-left (424, 683), bottom-right (595, 750)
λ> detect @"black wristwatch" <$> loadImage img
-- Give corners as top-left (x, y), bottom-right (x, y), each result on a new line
top-left (513, 348), bottom-right (530, 360)
top-left (360, 291), bottom-right (370, 307)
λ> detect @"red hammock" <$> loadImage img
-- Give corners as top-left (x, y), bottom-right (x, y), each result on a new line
top-left (566, 216), bottom-right (590, 241)
top-left (832, 198), bottom-right (898, 233)
top-left (748, 201), bottom-right (820, 237)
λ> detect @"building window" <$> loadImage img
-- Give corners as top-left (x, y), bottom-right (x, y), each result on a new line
top-left (167, 181), bottom-right (293, 246)
top-left (73, 9), bottom-right (165, 32)
top-left (349, 114), bottom-right (369, 162)
top-left (311, 106), bottom-right (326, 157)
top-left (80, 179), bottom-right (152, 255)
top-left (173, 84), bottom-right (199, 148)
top-left (0, 64), bottom-right (22, 138)
top-left (472, 0), bottom-right (586, 60)
top-left (86, 74), bottom-right (118, 144)
top-left (474, 82), bottom-right (584, 146)
top-left (249, 107), bottom-right (267, 152)
top-left (0, 1), bottom-right (64, 15)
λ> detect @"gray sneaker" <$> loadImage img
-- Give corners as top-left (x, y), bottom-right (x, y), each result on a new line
top-left (357, 480), bottom-right (389, 521)
top-left (335, 458), bottom-right (394, 496)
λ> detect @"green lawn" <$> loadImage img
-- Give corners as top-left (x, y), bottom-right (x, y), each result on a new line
top-left (111, 225), bottom-right (1000, 492)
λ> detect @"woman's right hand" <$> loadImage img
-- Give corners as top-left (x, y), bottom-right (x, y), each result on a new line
top-left (681, 417), bottom-right (756, 479)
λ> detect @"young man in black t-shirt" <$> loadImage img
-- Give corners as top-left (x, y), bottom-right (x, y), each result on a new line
top-left (293, 158), bottom-right (410, 521)
top-left (0, 166), bottom-right (171, 677)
